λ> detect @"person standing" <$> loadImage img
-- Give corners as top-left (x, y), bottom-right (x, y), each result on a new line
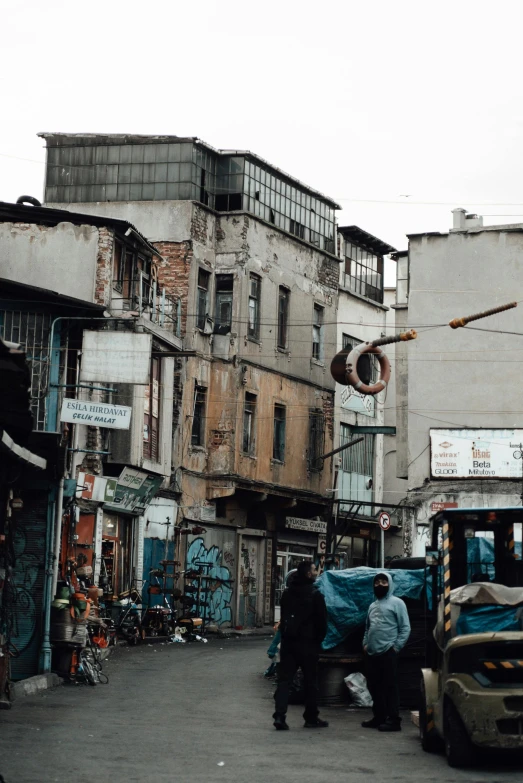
top-left (272, 560), bottom-right (328, 730)
top-left (362, 572), bottom-right (410, 732)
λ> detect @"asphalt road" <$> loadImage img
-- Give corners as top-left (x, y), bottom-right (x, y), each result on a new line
top-left (1, 638), bottom-right (522, 783)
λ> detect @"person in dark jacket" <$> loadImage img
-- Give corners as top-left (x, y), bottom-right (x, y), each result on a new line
top-left (272, 560), bottom-right (328, 730)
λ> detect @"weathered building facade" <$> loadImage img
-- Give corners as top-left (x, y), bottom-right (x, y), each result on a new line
top-left (42, 133), bottom-right (341, 627)
top-left (0, 200), bottom-right (181, 676)
top-left (393, 209), bottom-right (523, 556)
top-left (332, 226), bottom-right (403, 566)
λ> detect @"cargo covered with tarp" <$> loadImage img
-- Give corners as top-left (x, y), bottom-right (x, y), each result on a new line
top-left (316, 567), bottom-right (427, 650)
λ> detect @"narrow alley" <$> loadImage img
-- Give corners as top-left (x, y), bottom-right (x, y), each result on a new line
top-left (1, 639), bottom-right (522, 783)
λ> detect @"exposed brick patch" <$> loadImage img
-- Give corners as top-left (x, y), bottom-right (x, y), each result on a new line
top-left (191, 205), bottom-right (209, 244)
top-left (317, 256), bottom-right (339, 292)
top-left (94, 227), bottom-right (114, 307)
top-left (153, 240), bottom-right (193, 336)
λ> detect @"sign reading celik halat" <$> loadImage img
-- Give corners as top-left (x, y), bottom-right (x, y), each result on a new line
top-left (60, 398), bottom-right (132, 430)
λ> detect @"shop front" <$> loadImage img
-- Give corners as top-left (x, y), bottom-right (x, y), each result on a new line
top-left (274, 516), bottom-right (327, 622)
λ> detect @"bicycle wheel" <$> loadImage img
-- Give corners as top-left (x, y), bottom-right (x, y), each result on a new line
top-left (79, 653), bottom-right (98, 686)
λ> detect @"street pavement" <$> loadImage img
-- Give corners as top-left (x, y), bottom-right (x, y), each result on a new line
top-left (1, 638), bottom-right (522, 783)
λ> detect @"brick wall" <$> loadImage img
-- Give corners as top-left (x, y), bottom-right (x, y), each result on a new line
top-left (318, 256), bottom-right (339, 292)
top-left (95, 227), bottom-right (114, 307)
top-left (153, 240), bottom-right (193, 336)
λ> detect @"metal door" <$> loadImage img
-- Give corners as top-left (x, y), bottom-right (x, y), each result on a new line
top-left (9, 491), bottom-right (49, 680)
top-left (239, 537), bottom-right (261, 628)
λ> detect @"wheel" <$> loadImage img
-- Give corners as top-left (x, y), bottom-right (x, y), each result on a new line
top-left (444, 700), bottom-right (474, 768)
top-left (80, 655), bottom-right (98, 686)
top-left (419, 680), bottom-right (443, 753)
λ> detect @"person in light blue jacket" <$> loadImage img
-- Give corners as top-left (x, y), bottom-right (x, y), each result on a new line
top-left (361, 572), bottom-right (410, 732)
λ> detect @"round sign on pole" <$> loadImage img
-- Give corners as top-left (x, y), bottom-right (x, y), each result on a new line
top-left (378, 512), bottom-right (391, 531)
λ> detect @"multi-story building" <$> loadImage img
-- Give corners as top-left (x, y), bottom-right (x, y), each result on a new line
top-left (332, 226), bottom-right (402, 567)
top-left (0, 198), bottom-right (181, 676)
top-left (393, 208), bottom-right (523, 556)
top-left (41, 133), bottom-right (341, 627)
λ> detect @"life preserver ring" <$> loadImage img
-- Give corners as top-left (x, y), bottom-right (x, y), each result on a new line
top-left (345, 342), bottom-right (391, 396)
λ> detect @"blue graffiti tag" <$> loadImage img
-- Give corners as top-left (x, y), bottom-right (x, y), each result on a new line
top-left (186, 538), bottom-right (233, 626)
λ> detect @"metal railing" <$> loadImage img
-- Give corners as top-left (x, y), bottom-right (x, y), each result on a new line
top-left (112, 274), bottom-right (181, 337)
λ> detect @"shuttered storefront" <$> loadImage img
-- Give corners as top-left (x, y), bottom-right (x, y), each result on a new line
top-left (9, 490), bottom-right (50, 680)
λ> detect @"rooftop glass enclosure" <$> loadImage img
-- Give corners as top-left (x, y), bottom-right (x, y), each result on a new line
top-left (43, 138), bottom-right (338, 254)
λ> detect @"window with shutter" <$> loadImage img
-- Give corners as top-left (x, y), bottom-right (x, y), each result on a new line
top-left (273, 404), bottom-right (286, 462)
top-left (143, 356), bottom-right (161, 462)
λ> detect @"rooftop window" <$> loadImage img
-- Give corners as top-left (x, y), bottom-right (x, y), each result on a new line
top-left (343, 242), bottom-right (384, 304)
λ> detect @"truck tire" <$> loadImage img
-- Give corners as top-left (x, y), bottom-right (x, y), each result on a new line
top-left (420, 680), bottom-right (442, 753)
top-left (444, 700), bottom-right (474, 768)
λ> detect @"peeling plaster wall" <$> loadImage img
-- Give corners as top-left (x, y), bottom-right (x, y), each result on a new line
top-left (0, 221), bottom-right (99, 301)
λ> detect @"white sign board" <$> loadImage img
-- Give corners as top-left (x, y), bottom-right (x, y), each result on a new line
top-left (317, 534), bottom-right (327, 554)
top-left (285, 517), bottom-right (327, 534)
top-left (340, 384), bottom-right (375, 417)
top-left (430, 429), bottom-right (523, 479)
top-left (60, 398), bottom-right (132, 429)
top-left (80, 331), bottom-right (152, 385)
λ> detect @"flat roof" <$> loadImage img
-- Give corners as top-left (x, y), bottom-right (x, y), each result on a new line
top-left (0, 200), bottom-right (161, 258)
top-left (338, 225), bottom-right (397, 255)
top-left (0, 278), bottom-right (106, 312)
top-left (38, 132), bottom-right (341, 210)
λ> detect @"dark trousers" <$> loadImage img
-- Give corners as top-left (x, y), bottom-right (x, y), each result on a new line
top-left (273, 643), bottom-right (320, 722)
top-left (366, 647), bottom-right (400, 724)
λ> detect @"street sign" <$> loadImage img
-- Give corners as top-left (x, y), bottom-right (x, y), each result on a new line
top-left (60, 398), bottom-right (132, 430)
top-left (317, 534), bottom-right (327, 554)
top-left (378, 512), bottom-right (391, 531)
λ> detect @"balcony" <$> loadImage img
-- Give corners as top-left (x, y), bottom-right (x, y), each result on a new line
top-left (112, 274), bottom-right (181, 337)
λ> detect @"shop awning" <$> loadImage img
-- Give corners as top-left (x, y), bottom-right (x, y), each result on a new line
top-left (0, 429), bottom-right (47, 470)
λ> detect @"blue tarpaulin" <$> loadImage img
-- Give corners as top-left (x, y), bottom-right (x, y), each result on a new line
top-left (316, 567), bottom-right (427, 650)
top-left (456, 605), bottom-right (522, 635)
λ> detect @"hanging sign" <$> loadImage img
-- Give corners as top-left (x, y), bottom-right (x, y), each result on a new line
top-left (285, 517), bottom-right (327, 534)
top-left (60, 399), bottom-right (132, 430)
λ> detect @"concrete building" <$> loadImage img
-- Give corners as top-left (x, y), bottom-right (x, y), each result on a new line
top-left (393, 209), bottom-right (523, 557)
top-left (332, 226), bottom-right (402, 567)
top-left (0, 199), bottom-right (181, 676)
top-left (41, 133), bottom-right (341, 626)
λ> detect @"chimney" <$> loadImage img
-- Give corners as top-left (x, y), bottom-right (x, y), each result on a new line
top-left (451, 208), bottom-right (483, 231)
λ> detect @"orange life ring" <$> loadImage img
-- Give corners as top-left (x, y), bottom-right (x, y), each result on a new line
top-left (345, 342), bottom-right (391, 396)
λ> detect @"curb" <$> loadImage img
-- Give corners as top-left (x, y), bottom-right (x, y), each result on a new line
top-left (11, 673), bottom-right (63, 701)
top-left (217, 628), bottom-right (274, 640)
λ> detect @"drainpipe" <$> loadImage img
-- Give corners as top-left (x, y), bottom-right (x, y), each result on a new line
top-left (50, 476), bottom-right (65, 601)
top-left (39, 492), bottom-right (56, 673)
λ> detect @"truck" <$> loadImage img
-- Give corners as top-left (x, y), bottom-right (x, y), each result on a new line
top-left (420, 507), bottom-right (523, 767)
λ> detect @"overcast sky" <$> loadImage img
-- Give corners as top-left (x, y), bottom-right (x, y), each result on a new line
top-left (3, 0), bottom-right (523, 284)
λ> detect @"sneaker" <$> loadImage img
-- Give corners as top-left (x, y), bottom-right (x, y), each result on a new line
top-left (361, 717), bottom-right (382, 729)
top-left (378, 721), bottom-right (401, 732)
top-left (304, 718), bottom-right (329, 728)
top-left (273, 716), bottom-right (289, 730)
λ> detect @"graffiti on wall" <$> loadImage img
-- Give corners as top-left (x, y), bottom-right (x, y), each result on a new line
top-left (186, 537), bottom-right (233, 626)
top-left (11, 526), bottom-right (41, 655)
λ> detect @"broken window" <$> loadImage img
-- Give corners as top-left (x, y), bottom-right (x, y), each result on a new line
top-left (242, 392), bottom-right (257, 455)
top-left (196, 268), bottom-right (210, 330)
top-left (277, 287), bottom-right (290, 349)
top-left (312, 304), bottom-right (324, 361)
top-left (248, 274), bottom-right (261, 339)
top-left (191, 384), bottom-right (207, 447)
top-left (308, 409), bottom-right (324, 472)
top-left (289, 219), bottom-right (305, 240)
top-left (273, 404), bottom-right (286, 462)
top-left (214, 274), bottom-right (233, 334)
